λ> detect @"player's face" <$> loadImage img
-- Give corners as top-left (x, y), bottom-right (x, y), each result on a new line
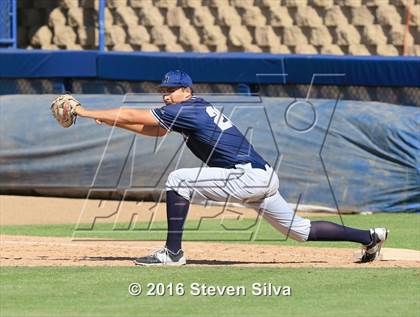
top-left (161, 87), bottom-right (192, 105)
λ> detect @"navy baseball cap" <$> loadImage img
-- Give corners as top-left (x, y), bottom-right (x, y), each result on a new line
top-left (159, 70), bottom-right (193, 89)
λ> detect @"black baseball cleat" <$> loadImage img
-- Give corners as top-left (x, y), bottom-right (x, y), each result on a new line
top-left (133, 247), bottom-right (186, 266)
top-left (360, 228), bottom-right (389, 263)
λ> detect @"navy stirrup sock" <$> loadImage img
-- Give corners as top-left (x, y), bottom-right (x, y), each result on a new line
top-left (308, 221), bottom-right (372, 245)
top-left (165, 190), bottom-right (190, 254)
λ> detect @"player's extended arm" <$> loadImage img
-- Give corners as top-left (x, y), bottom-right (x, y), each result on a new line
top-left (76, 107), bottom-right (158, 126)
top-left (97, 119), bottom-right (167, 137)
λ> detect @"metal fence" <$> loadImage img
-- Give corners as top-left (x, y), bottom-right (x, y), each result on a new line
top-left (0, 0), bottom-right (16, 48)
top-left (1, 78), bottom-right (418, 107)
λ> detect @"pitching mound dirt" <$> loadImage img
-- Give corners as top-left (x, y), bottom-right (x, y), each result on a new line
top-left (1, 235), bottom-right (419, 268)
top-left (2, 196), bottom-right (418, 268)
top-left (0, 195), bottom-right (335, 226)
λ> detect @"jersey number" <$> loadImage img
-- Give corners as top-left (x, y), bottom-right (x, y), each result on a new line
top-left (206, 106), bottom-right (233, 131)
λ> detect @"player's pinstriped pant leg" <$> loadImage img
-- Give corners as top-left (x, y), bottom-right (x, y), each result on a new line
top-left (245, 192), bottom-right (311, 242)
top-left (166, 164), bottom-right (311, 242)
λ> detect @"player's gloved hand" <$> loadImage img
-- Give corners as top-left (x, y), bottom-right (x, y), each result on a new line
top-left (50, 94), bottom-right (81, 128)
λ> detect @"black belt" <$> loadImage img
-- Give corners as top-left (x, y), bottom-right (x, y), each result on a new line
top-left (251, 162), bottom-right (270, 170)
top-left (232, 162), bottom-right (270, 170)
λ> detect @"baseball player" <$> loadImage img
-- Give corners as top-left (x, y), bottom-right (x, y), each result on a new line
top-left (71, 70), bottom-right (388, 266)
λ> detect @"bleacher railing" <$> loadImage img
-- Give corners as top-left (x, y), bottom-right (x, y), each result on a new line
top-left (0, 0), bottom-right (16, 48)
top-left (99, 0), bottom-right (105, 51)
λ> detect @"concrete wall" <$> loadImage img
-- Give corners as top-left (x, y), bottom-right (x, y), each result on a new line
top-left (18, 0), bottom-right (419, 55)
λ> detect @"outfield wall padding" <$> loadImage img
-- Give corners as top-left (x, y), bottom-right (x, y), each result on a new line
top-left (0, 94), bottom-right (418, 212)
top-left (1, 50), bottom-right (419, 87)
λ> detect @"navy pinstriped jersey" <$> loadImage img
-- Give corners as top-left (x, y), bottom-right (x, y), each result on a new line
top-left (150, 97), bottom-right (268, 169)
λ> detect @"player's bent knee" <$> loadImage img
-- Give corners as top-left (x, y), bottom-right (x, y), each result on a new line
top-left (166, 170), bottom-right (184, 187)
top-left (166, 170), bottom-right (192, 201)
top-left (288, 225), bottom-right (311, 242)
top-left (283, 220), bottom-right (311, 242)
top-left (288, 231), bottom-right (309, 242)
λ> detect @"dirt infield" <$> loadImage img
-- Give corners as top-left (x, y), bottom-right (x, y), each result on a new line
top-left (1, 196), bottom-right (419, 268)
top-left (0, 195), bottom-right (334, 226)
top-left (0, 195), bottom-right (257, 225)
top-left (1, 235), bottom-right (419, 268)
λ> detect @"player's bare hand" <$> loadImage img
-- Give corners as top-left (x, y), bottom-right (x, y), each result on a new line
top-left (95, 119), bottom-right (103, 125)
top-left (74, 105), bottom-right (87, 117)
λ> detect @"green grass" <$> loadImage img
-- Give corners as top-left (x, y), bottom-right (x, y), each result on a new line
top-left (1, 214), bottom-right (419, 316)
top-left (1, 267), bottom-right (419, 317)
top-left (1, 214), bottom-right (419, 250)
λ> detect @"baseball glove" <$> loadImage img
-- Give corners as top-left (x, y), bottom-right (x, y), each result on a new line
top-left (50, 94), bottom-right (81, 128)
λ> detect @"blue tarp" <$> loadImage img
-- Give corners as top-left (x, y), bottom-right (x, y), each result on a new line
top-left (1, 50), bottom-right (419, 87)
top-left (0, 94), bottom-right (418, 212)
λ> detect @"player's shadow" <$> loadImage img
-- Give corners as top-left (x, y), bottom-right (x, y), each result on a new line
top-left (80, 256), bottom-right (137, 261)
top-left (78, 257), bottom-right (328, 265)
top-left (183, 259), bottom-right (329, 265)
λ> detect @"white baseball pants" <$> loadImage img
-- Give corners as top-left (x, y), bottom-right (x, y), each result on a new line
top-left (166, 163), bottom-right (311, 241)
